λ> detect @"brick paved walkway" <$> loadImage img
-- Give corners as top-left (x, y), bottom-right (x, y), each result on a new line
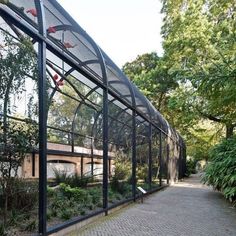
top-left (70, 174), bottom-right (236, 236)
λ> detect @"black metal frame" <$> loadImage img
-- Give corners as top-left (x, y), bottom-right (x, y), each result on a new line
top-left (0, 1), bottom-right (186, 235)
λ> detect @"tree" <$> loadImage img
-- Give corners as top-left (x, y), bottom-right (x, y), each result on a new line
top-left (0, 120), bottom-right (38, 222)
top-left (0, 31), bottom-right (38, 134)
top-left (122, 52), bottom-right (178, 112)
top-left (0, 31), bottom-right (38, 224)
top-left (47, 78), bottom-right (102, 147)
top-left (161, 0), bottom-right (236, 138)
top-left (122, 53), bottom-right (201, 146)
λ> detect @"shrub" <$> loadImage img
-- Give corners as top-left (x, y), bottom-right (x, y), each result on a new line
top-left (53, 168), bottom-right (68, 185)
top-left (110, 151), bottom-right (132, 195)
top-left (47, 186), bottom-right (56, 198)
top-left (20, 219), bottom-right (37, 232)
top-left (59, 183), bottom-right (88, 203)
top-left (137, 165), bottom-right (148, 182)
top-left (202, 136), bottom-right (236, 204)
top-left (113, 151), bottom-right (131, 180)
top-left (0, 120), bottom-right (38, 222)
top-left (79, 209), bottom-right (86, 215)
top-left (87, 187), bottom-right (102, 205)
top-left (108, 188), bottom-right (123, 203)
top-left (59, 208), bottom-right (75, 220)
top-left (185, 159), bottom-right (197, 177)
top-left (47, 184), bottom-right (103, 223)
top-left (0, 178), bottom-right (38, 211)
top-left (66, 173), bottom-right (91, 188)
top-left (113, 163), bottom-right (130, 180)
top-left (0, 223), bottom-right (7, 236)
top-left (53, 169), bottom-right (91, 188)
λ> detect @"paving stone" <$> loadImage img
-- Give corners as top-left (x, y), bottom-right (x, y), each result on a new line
top-left (69, 174), bottom-right (236, 236)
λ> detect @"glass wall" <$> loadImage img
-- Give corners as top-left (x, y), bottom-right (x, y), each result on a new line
top-left (151, 127), bottom-right (161, 189)
top-left (0, 1), bottom-right (186, 235)
top-left (161, 134), bottom-right (169, 184)
top-left (45, 53), bottom-right (104, 228)
top-left (108, 97), bottom-right (133, 205)
top-left (0, 18), bottom-right (39, 234)
top-left (136, 117), bottom-right (149, 191)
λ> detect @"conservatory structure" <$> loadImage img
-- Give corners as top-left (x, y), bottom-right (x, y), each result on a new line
top-left (0, 1), bottom-right (186, 235)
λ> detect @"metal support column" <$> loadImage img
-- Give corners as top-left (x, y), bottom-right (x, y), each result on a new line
top-left (132, 111), bottom-right (137, 201)
top-left (167, 144), bottom-right (170, 185)
top-left (81, 156), bottom-right (84, 176)
top-left (71, 132), bottom-right (74, 153)
top-left (36, 0), bottom-right (47, 234)
top-left (102, 87), bottom-right (108, 215)
top-left (91, 137), bottom-right (94, 177)
top-left (159, 132), bottom-right (162, 186)
top-left (148, 124), bottom-right (152, 190)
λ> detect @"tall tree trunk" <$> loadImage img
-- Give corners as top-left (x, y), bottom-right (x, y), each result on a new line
top-left (157, 92), bottom-right (164, 111)
top-left (226, 124), bottom-right (234, 139)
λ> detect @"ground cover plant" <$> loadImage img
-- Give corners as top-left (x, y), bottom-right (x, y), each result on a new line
top-left (202, 136), bottom-right (236, 204)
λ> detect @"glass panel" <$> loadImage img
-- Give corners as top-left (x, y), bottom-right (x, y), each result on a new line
top-left (169, 139), bottom-right (179, 183)
top-left (46, 53), bottom-right (103, 229)
top-left (0, 24), bottom-right (39, 235)
top-left (136, 117), bottom-right (149, 193)
top-left (43, 0), bottom-right (103, 80)
top-left (161, 134), bottom-right (168, 184)
top-left (108, 97), bottom-right (133, 205)
top-left (105, 61), bottom-right (133, 106)
top-left (8, 0), bottom-right (38, 26)
top-left (151, 127), bottom-right (161, 189)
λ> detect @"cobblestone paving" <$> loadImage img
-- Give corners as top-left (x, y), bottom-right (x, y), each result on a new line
top-left (70, 174), bottom-right (236, 236)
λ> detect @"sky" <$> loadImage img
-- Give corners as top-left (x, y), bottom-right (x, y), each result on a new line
top-left (57, 0), bottom-right (164, 67)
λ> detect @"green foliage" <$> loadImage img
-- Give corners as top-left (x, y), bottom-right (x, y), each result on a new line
top-left (8, 179), bottom-right (38, 211)
top-left (87, 187), bottom-right (102, 205)
top-left (47, 184), bottom-right (103, 222)
top-left (122, 52), bottom-right (219, 164)
top-left (0, 30), bottom-right (39, 229)
top-left (20, 219), bottom-right (37, 232)
top-left (108, 188), bottom-right (123, 203)
top-left (0, 120), bottom-right (38, 224)
top-left (0, 179), bottom-right (38, 234)
top-left (110, 179), bottom-right (131, 197)
top-left (112, 162), bottom-right (130, 181)
top-left (0, 223), bottom-right (7, 236)
top-left (161, 0), bottom-right (236, 137)
top-left (53, 168), bottom-right (68, 185)
top-left (123, 52), bottom-right (178, 112)
top-left (53, 169), bottom-right (91, 188)
top-left (113, 151), bottom-right (131, 180)
top-left (202, 136), bottom-right (236, 203)
top-left (0, 120), bottom-right (38, 178)
top-left (185, 159), bottom-right (197, 177)
top-left (66, 173), bottom-right (91, 188)
top-left (47, 76), bottom-right (102, 145)
top-left (0, 31), bottom-right (38, 105)
top-left (137, 165), bottom-right (148, 182)
top-left (110, 151), bottom-right (132, 196)
top-left (59, 183), bottom-right (88, 203)
top-left (59, 208), bottom-right (75, 221)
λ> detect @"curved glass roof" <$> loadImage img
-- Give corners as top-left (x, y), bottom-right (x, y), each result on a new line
top-left (0, 0), bottom-right (182, 142)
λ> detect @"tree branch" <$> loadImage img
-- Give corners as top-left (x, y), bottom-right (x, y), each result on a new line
top-left (196, 107), bottom-right (222, 123)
